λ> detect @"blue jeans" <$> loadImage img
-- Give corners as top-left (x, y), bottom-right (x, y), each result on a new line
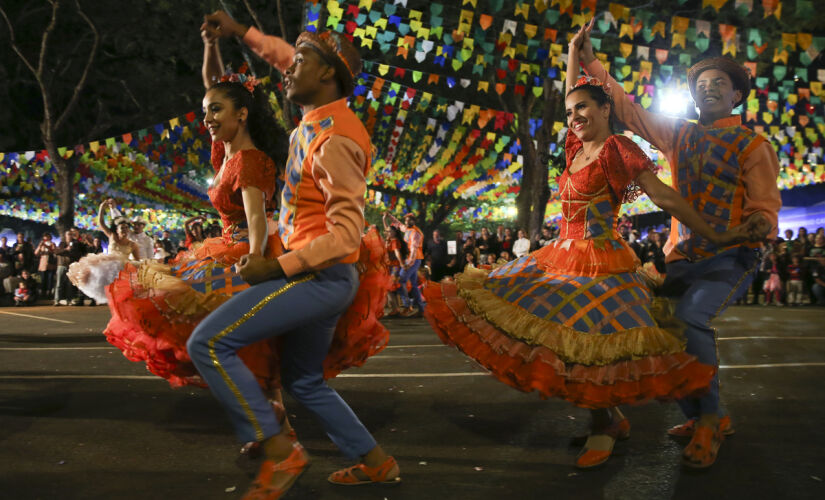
top-left (398, 259), bottom-right (425, 309)
top-left (187, 263), bottom-right (377, 458)
top-left (662, 247), bottom-right (758, 418)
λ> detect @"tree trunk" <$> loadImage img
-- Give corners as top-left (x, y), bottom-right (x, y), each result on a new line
top-left (421, 194), bottom-right (459, 236)
top-left (44, 140), bottom-right (76, 236)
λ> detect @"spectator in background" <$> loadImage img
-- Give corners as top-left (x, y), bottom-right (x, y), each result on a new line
top-left (513, 229), bottom-right (531, 258)
top-left (34, 233), bottom-right (57, 298)
top-left (786, 254), bottom-right (805, 306)
top-left (461, 235), bottom-right (480, 268)
top-left (464, 252), bottom-right (477, 271)
top-left (158, 230), bottom-right (176, 255)
top-left (476, 227), bottom-right (497, 261)
top-left (11, 232), bottom-right (34, 273)
top-left (66, 229), bottom-right (88, 305)
top-left (643, 231), bottom-right (666, 273)
top-left (0, 253), bottom-right (12, 299)
top-left (810, 255), bottom-right (825, 306)
top-left (0, 236), bottom-right (8, 259)
top-left (538, 226), bottom-right (554, 247)
top-left (810, 233), bottom-right (825, 258)
top-left (130, 217), bottom-right (154, 260)
top-left (14, 271), bottom-right (36, 306)
top-left (426, 229), bottom-right (448, 282)
top-left (91, 237), bottom-right (105, 254)
top-left (763, 252), bottom-right (784, 306)
top-left (152, 240), bottom-right (170, 263)
top-left (500, 227), bottom-right (515, 255)
top-left (617, 215), bottom-right (633, 240)
top-left (53, 231), bottom-right (74, 305)
top-left (795, 227), bottom-right (811, 257)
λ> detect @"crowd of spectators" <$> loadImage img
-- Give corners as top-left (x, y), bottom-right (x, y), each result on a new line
top-left (0, 215), bottom-right (223, 307)
top-left (411, 215), bottom-right (670, 280)
top-left (410, 217), bottom-right (825, 307)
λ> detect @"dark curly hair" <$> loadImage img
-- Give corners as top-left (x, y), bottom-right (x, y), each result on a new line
top-left (208, 81), bottom-right (290, 175)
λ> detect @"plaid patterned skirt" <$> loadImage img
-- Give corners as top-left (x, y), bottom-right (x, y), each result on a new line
top-left (424, 237), bottom-right (715, 409)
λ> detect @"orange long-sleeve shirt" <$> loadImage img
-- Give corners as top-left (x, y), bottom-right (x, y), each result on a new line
top-left (584, 59), bottom-right (782, 262)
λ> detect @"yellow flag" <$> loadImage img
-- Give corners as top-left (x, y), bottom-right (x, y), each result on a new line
top-left (620, 42), bottom-right (633, 58)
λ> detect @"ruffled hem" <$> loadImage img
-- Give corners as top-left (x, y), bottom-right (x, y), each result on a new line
top-left (423, 280), bottom-right (715, 409)
top-left (68, 253), bottom-right (129, 304)
top-left (102, 228), bottom-right (391, 389)
top-left (456, 268), bottom-right (686, 366)
top-left (324, 227), bottom-right (392, 378)
top-left (532, 237), bottom-right (640, 276)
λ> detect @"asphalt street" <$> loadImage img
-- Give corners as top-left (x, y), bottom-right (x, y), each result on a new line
top-left (1, 304), bottom-right (824, 500)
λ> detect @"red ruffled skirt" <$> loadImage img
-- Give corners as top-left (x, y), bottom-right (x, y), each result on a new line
top-left (423, 237), bottom-right (715, 409)
top-left (103, 227), bottom-right (391, 390)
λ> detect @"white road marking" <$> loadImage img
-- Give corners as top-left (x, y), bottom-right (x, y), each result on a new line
top-left (0, 311), bottom-right (75, 324)
top-left (0, 347), bottom-right (113, 351)
top-left (719, 362), bottom-right (825, 369)
top-left (2, 363), bottom-right (825, 381)
top-left (720, 336), bottom-right (825, 340)
top-left (385, 344), bottom-right (445, 348)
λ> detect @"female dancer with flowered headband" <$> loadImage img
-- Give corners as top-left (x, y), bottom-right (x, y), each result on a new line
top-left (423, 24), bottom-right (754, 470)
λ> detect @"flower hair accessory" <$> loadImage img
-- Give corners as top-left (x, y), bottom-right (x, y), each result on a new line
top-left (220, 62), bottom-right (260, 95)
top-left (569, 75), bottom-right (611, 94)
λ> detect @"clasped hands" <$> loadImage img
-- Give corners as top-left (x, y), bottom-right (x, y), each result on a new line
top-left (237, 254), bottom-right (284, 285)
top-left (713, 212), bottom-right (773, 246)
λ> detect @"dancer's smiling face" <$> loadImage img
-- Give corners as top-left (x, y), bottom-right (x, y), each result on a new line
top-left (693, 69), bottom-right (741, 123)
top-left (202, 88), bottom-right (248, 143)
top-left (116, 222), bottom-right (130, 239)
top-left (565, 88), bottom-right (611, 142)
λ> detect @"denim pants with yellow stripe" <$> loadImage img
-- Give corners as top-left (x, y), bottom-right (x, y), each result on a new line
top-left (661, 247), bottom-right (757, 418)
top-left (187, 263), bottom-right (377, 458)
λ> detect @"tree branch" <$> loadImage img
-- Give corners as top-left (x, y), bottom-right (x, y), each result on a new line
top-left (276, 0), bottom-right (288, 42)
top-left (240, 0), bottom-right (264, 33)
top-left (0, 5), bottom-right (40, 81)
top-left (37, 0), bottom-right (59, 79)
top-left (54, 0), bottom-right (99, 132)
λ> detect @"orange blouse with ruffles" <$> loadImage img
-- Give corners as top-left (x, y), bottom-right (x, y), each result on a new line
top-left (208, 140), bottom-right (278, 231)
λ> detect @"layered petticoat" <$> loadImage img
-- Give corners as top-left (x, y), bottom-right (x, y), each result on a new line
top-left (103, 227), bottom-right (391, 389)
top-left (68, 253), bottom-right (129, 304)
top-left (423, 237), bottom-right (715, 409)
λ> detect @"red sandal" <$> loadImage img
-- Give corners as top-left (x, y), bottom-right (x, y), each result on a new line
top-left (575, 421), bottom-right (622, 469)
top-left (327, 455), bottom-right (402, 486)
top-left (682, 424), bottom-right (723, 469)
top-left (668, 415), bottom-right (734, 437)
top-left (242, 442), bottom-right (310, 500)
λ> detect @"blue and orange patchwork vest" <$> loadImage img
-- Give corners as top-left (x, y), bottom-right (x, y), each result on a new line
top-left (666, 116), bottom-right (766, 262)
top-left (278, 98), bottom-right (371, 264)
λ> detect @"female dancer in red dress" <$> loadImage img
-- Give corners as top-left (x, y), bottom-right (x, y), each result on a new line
top-left (423, 33), bottom-right (752, 469)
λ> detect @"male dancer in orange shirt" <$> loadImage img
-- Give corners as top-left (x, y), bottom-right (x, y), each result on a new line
top-left (191, 12), bottom-right (400, 499)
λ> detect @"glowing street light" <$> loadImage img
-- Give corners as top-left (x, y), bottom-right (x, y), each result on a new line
top-left (658, 87), bottom-right (693, 117)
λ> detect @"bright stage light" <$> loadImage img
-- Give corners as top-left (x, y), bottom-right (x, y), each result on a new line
top-left (505, 206), bottom-right (517, 218)
top-left (206, 177), bottom-right (214, 186)
top-left (658, 88), bottom-right (693, 117)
